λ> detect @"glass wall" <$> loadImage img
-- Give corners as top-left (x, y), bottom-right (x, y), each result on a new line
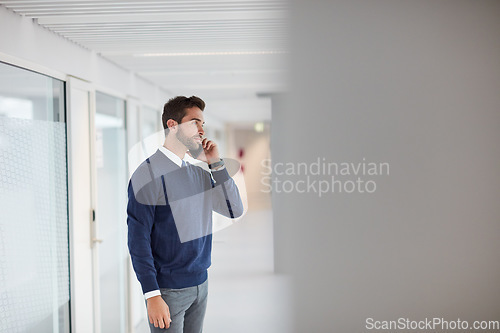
top-left (0, 62), bottom-right (70, 332)
top-left (137, 105), bottom-right (163, 158)
top-left (141, 105), bottom-right (161, 139)
top-left (95, 91), bottom-right (128, 333)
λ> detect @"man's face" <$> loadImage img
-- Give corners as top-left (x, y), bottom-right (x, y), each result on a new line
top-left (176, 106), bottom-right (205, 151)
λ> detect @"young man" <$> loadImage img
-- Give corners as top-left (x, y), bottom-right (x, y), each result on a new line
top-left (127, 96), bottom-right (244, 332)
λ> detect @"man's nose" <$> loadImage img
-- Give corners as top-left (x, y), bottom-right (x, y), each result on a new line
top-left (198, 124), bottom-right (205, 136)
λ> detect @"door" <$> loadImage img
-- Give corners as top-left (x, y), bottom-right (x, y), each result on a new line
top-left (67, 76), bottom-right (96, 333)
top-left (67, 80), bottom-right (130, 333)
top-left (0, 61), bottom-right (71, 332)
top-left (94, 91), bottom-right (129, 333)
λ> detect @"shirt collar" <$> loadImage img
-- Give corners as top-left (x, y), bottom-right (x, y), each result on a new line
top-left (158, 146), bottom-right (186, 167)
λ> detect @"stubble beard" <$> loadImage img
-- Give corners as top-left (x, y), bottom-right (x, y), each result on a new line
top-left (176, 128), bottom-right (200, 151)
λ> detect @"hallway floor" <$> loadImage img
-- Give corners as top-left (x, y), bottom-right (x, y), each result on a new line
top-left (204, 209), bottom-right (292, 333)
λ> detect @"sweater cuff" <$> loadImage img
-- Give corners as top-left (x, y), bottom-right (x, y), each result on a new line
top-left (211, 167), bottom-right (230, 184)
top-left (140, 275), bottom-right (160, 294)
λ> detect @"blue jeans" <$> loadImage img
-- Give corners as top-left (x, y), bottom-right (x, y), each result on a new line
top-left (148, 279), bottom-right (208, 333)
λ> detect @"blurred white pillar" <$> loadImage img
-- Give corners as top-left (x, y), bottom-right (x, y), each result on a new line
top-left (281, 1), bottom-right (500, 331)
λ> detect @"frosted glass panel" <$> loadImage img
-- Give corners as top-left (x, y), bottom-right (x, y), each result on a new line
top-left (95, 91), bottom-right (128, 333)
top-left (0, 62), bottom-right (69, 333)
top-left (137, 106), bottom-right (163, 159)
top-left (141, 106), bottom-right (161, 139)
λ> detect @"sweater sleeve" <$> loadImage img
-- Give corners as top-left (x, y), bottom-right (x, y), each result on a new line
top-left (127, 180), bottom-right (160, 293)
top-left (210, 167), bottom-right (244, 218)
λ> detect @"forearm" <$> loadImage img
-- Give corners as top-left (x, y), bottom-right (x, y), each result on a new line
top-left (211, 168), bottom-right (244, 218)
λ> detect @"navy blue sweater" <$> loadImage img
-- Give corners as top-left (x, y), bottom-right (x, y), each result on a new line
top-left (127, 150), bottom-right (243, 293)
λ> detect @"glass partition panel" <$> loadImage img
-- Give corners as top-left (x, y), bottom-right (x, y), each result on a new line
top-left (139, 105), bottom-right (163, 158)
top-left (141, 105), bottom-right (161, 139)
top-left (0, 61), bottom-right (70, 332)
top-left (95, 91), bottom-right (128, 333)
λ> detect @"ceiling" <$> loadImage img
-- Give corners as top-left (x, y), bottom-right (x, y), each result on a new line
top-left (0, 0), bottom-right (288, 120)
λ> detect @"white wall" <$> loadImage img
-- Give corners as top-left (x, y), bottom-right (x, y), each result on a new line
top-left (205, 97), bottom-right (272, 123)
top-left (0, 6), bottom-right (169, 106)
top-left (276, 1), bottom-right (500, 332)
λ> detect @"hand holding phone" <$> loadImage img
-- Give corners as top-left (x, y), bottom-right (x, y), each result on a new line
top-left (188, 136), bottom-right (220, 164)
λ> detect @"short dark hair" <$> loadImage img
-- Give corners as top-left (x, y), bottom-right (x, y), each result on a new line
top-left (162, 96), bottom-right (205, 130)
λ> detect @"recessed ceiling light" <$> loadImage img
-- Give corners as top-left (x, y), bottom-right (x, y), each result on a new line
top-left (254, 122), bottom-right (265, 133)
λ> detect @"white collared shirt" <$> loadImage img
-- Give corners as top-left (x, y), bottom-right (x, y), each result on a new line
top-left (158, 145), bottom-right (225, 171)
top-left (158, 145), bottom-right (185, 167)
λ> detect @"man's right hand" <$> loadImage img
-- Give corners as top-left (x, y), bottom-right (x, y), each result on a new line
top-left (147, 295), bottom-right (172, 329)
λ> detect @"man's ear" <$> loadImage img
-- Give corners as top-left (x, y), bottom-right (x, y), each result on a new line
top-left (166, 119), bottom-right (178, 132)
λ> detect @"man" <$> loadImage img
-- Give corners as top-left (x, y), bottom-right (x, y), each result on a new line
top-left (127, 96), bottom-right (244, 332)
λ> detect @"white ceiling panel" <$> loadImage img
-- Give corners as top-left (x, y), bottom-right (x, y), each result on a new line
top-left (0, 0), bottom-right (288, 121)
